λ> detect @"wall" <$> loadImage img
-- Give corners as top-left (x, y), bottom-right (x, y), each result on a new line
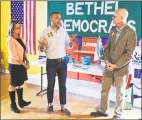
top-left (1, 1), bottom-right (10, 70)
top-left (27, 1), bottom-right (47, 74)
top-left (0, 1), bottom-right (47, 73)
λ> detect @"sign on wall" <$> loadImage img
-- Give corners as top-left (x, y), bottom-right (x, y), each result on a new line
top-left (48, 1), bottom-right (141, 39)
top-left (82, 37), bottom-right (97, 52)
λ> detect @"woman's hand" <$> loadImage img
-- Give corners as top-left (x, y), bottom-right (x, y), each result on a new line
top-left (22, 62), bottom-right (30, 70)
top-left (26, 63), bottom-right (30, 70)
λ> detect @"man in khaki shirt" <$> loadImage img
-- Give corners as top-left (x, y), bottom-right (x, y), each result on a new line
top-left (90, 8), bottom-right (136, 120)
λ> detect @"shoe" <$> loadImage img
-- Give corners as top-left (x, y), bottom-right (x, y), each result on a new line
top-left (16, 88), bottom-right (31, 108)
top-left (11, 104), bottom-right (20, 113)
top-left (9, 91), bottom-right (20, 113)
top-left (112, 115), bottom-right (122, 120)
top-left (61, 107), bottom-right (71, 116)
top-left (47, 105), bottom-right (53, 113)
top-left (90, 110), bottom-right (108, 117)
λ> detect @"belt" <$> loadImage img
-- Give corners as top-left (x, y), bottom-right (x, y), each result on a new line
top-left (47, 57), bottom-right (65, 62)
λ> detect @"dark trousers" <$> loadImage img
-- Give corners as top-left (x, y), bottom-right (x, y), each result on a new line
top-left (46, 58), bottom-right (67, 105)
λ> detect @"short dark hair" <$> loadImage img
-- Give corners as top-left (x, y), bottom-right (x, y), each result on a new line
top-left (7, 20), bottom-right (20, 37)
top-left (50, 12), bottom-right (60, 19)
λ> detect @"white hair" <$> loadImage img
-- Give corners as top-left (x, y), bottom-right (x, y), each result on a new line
top-left (116, 8), bottom-right (129, 23)
top-left (122, 9), bottom-right (128, 23)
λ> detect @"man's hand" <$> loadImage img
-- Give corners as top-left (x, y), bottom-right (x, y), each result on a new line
top-left (69, 34), bottom-right (77, 47)
top-left (107, 63), bottom-right (118, 71)
top-left (105, 61), bottom-right (111, 69)
top-left (70, 34), bottom-right (77, 43)
top-left (105, 60), bottom-right (118, 71)
top-left (38, 44), bottom-right (44, 52)
top-left (38, 38), bottom-right (47, 52)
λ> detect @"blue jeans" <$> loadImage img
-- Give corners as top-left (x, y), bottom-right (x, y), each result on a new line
top-left (46, 58), bottom-right (67, 105)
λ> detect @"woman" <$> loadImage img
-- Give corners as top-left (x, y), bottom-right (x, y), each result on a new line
top-left (7, 20), bottom-right (31, 113)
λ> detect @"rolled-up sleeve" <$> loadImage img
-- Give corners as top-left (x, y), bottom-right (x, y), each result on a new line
top-left (7, 38), bottom-right (19, 60)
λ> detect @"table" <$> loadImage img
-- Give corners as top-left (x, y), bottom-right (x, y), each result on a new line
top-left (31, 58), bottom-right (104, 96)
top-left (30, 58), bottom-right (47, 96)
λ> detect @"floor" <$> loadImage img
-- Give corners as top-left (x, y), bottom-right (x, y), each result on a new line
top-left (1, 73), bottom-right (141, 119)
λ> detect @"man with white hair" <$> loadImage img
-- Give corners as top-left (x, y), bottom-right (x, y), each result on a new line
top-left (90, 8), bottom-right (136, 120)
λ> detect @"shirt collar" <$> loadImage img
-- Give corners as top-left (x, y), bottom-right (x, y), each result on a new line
top-left (116, 25), bottom-right (125, 33)
top-left (49, 25), bottom-right (60, 31)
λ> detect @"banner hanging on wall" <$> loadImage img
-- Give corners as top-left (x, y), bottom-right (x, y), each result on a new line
top-left (48, 1), bottom-right (141, 39)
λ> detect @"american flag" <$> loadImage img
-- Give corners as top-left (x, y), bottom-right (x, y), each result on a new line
top-left (11, 1), bottom-right (36, 54)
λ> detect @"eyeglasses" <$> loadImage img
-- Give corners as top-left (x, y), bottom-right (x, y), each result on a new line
top-left (14, 27), bottom-right (21, 30)
top-left (14, 24), bottom-right (22, 30)
top-left (112, 15), bottom-right (117, 18)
